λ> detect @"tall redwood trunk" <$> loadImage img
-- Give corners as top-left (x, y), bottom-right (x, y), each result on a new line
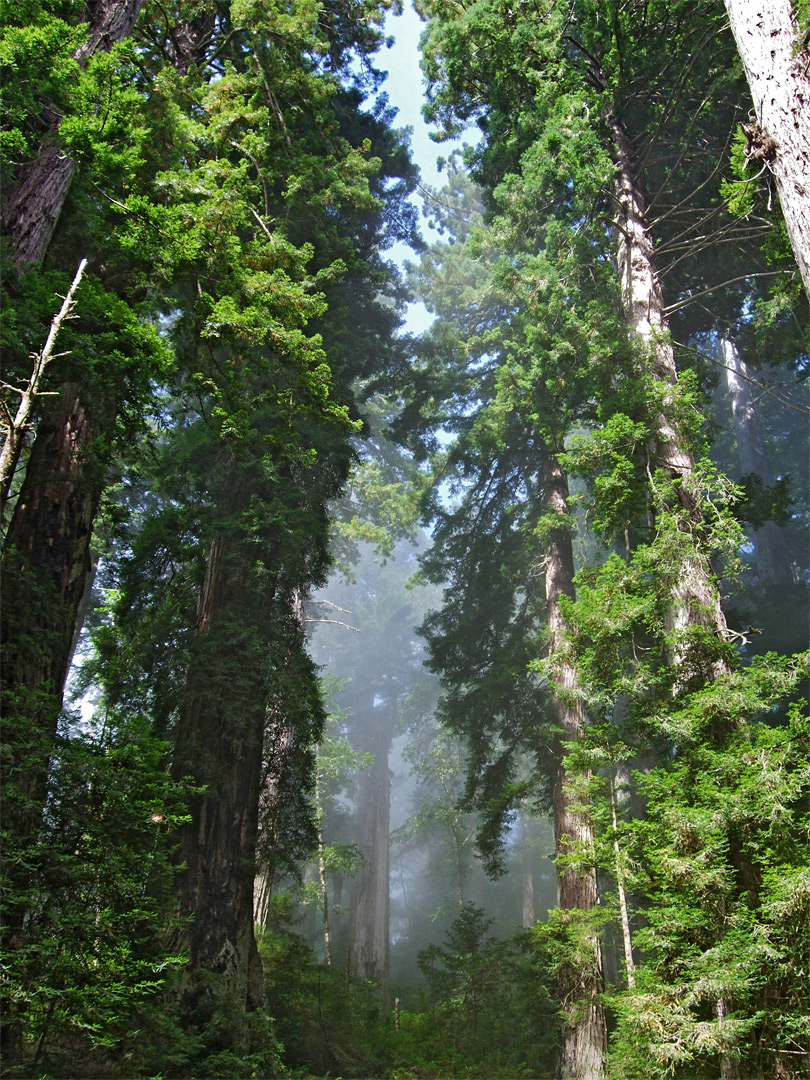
top-left (543, 452), bottom-right (607, 1080)
top-left (1, 385), bottom-right (105, 847)
top-left (724, 0), bottom-right (810, 303)
top-left (521, 813), bottom-right (536, 929)
top-left (348, 700), bottom-right (394, 985)
top-left (608, 114), bottom-right (733, 681)
top-left (1, 0), bottom-right (147, 886)
top-left (171, 536), bottom-right (269, 1040)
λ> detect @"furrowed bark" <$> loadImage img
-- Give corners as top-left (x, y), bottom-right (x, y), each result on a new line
top-left (724, 0), bottom-right (810, 302)
top-left (543, 452), bottom-right (607, 1080)
top-left (171, 535), bottom-right (268, 1043)
top-left (0, 385), bottom-right (107, 1060)
top-left (1, 384), bottom-right (106, 844)
top-left (1, 0), bottom-right (148, 939)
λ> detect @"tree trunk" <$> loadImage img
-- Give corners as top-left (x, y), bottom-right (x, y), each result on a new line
top-left (0, 385), bottom-right (107, 1061)
top-left (0, 0), bottom-right (148, 959)
top-left (317, 814), bottom-right (333, 967)
top-left (348, 702), bottom-right (393, 985)
top-left (722, 339), bottom-right (792, 586)
top-left (1, 385), bottom-right (105, 846)
top-left (608, 114), bottom-right (733, 683)
top-left (1, 1), bottom-right (145, 266)
top-left (543, 453), bottom-right (607, 1080)
top-left (724, 0), bottom-right (810, 302)
top-left (171, 536), bottom-right (269, 1044)
top-left (521, 813), bottom-right (536, 928)
top-left (608, 117), bottom-right (758, 1070)
top-left (253, 719), bottom-right (296, 929)
top-left (609, 771), bottom-right (636, 989)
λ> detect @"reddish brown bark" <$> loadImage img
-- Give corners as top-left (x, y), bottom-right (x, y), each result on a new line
top-left (1, 385), bottom-right (105, 837)
top-left (170, 538), bottom-right (270, 1039)
top-left (0, 385), bottom-right (107, 1060)
top-left (2, 0), bottom-right (145, 266)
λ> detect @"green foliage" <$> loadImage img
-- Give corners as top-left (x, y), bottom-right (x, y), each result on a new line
top-left (260, 911), bottom-right (394, 1077)
top-left (721, 125), bottom-right (761, 219)
top-left (792, 0), bottom-right (810, 53)
top-left (735, 472), bottom-right (795, 527)
top-left (0, 3), bottom-right (85, 165)
top-left (394, 727), bottom-right (477, 913)
top-left (415, 904), bottom-right (560, 1075)
top-left (3, 0), bottom-right (424, 1072)
top-left (417, 903), bottom-right (498, 1017)
top-left (0, 716), bottom-right (192, 1078)
top-left (259, 900), bottom-right (559, 1078)
top-left (608, 692), bottom-right (810, 1080)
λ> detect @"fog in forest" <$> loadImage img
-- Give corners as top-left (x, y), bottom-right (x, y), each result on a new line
top-left (301, 537), bottom-right (558, 991)
top-left (3, 1), bottom-right (809, 1077)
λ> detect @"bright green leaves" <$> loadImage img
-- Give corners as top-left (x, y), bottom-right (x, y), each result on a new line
top-left (57, 43), bottom-right (150, 175)
top-left (564, 414), bottom-right (648, 539)
top-left (721, 123), bottom-right (762, 219)
top-left (607, 680), bottom-right (810, 1079)
top-left (0, 5), bottom-right (85, 165)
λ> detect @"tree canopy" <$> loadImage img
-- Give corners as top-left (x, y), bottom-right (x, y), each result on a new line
top-left (1, 2), bottom-right (807, 1078)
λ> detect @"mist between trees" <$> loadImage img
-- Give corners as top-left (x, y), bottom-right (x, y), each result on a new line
top-left (1, 1), bottom-right (808, 1079)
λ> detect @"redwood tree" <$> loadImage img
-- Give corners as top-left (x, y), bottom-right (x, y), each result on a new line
top-left (724, 0), bottom-right (810, 301)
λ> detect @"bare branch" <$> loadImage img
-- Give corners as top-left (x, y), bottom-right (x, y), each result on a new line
top-left (673, 338), bottom-right (810, 415)
top-left (662, 270), bottom-right (792, 316)
top-left (0, 258), bottom-right (87, 516)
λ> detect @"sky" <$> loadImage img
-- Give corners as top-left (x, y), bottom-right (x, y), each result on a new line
top-left (376, 3), bottom-right (447, 191)
top-left (373, 3), bottom-right (474, 331)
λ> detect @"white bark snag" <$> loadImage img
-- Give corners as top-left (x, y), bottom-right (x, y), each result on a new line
top-left (609, 771), bottom-right (635, 989)
top-left (609, 115), bottom-right (746, 1076)
top-left (315, 769), bottom-right (333, 967)
top-left (725, 0), bottom-right (810, 302)
top-left (0, 259), bottom-right (87, 518)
